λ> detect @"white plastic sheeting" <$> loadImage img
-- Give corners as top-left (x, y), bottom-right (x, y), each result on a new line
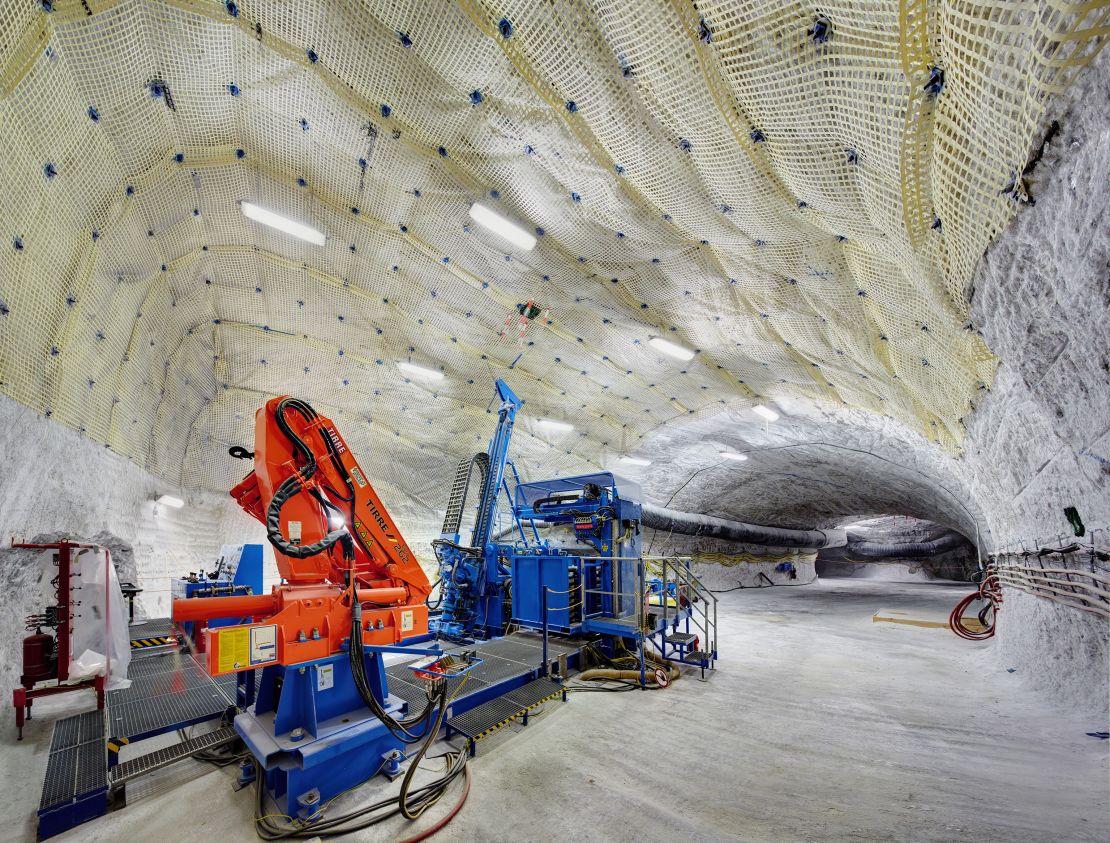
top-left (68, 545), bottom-right (131, 690)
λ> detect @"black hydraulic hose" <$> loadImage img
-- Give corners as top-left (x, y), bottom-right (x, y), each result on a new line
top-left (264, 398), bottom-right (348, 559)
top-left (349, 600), bottom-right (439, 741)
top-left (425, 576), bottom-right (444, 611)
top-left (252, 744), bottom-right (468, 839)
top-left (398, 684), bottom-right (451, 820)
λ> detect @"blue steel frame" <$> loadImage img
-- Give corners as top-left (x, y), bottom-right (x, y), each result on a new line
top-left (434, 379), bottom-right (524, 641)
top-left (236, 641), bottom-right (437, 818)
top-left (509, 472), bottom-right (642, 637)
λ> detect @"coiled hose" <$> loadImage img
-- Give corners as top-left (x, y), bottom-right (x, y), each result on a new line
top-left (577, 649), bottom-right (680, 685)
top-left (949, 570), bottom-right (1002, 640)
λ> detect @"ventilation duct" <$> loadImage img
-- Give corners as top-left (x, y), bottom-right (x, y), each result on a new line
top-left (841, 531), bottom-right (966, 558)
top-left (640, 503), bottom-right (845, 550)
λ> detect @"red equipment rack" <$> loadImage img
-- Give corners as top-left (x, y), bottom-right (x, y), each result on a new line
top-left (12, 540), bottom-right (108, 739)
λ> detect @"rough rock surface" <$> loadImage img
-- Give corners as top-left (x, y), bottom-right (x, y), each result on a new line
top-left (0, 396), bottom-right (228, 694)
top-left (627, 50), bottom-right (1110, 712)
top-left (1, 49), bottom-right (1105, 719)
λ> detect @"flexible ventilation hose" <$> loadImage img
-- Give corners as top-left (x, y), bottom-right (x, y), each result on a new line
top-left (578, 651), bottom-right (681, 685)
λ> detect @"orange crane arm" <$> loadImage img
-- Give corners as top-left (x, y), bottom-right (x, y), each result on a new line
top-left (230, 396), bottom-right (431, 603)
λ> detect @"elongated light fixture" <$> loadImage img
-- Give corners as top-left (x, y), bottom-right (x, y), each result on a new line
top-left (156, 494), bottom-right (185, 508)
top-left (398, 361), bottom-right (444, 381)
top-left (468, 202), bottom-right (536, 251)
top-left (719, 452), bottom-right (748, 462)
top-left (752, 404), bottom-right (780, 422)
top-left (241, 201), bottom-right (326, 245)
top-left (619, 456), bottom-right (652, 467)
top-left (537, 418), bottom-right (573, 433)
top-left (648, 336), bottom-right (695, 361)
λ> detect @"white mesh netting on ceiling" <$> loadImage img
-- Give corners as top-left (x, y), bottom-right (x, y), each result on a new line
top-left (0, 0), bottom-right (1106, 517)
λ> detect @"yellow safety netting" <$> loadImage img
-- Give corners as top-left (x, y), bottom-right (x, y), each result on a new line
top-left (0, 0), bottom-right (1106, 508)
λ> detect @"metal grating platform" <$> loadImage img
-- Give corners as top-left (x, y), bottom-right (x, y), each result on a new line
top-left (40, 712), bottom-right (107, 810)
top-left (446, 697), bottom-right (527, 740)
top-left (109, 685), bottom-right (231, 741)
top-left (129, 617), bottom-right (178, 651)
top-left (467, 654), bottom-right (536, 685)
top-left (48, 710), bottom-right (105, 753)
top-left (386, 675), bottom-right (433, 711)
top-left (109, 726), bottom-right (237, 785)
top-left (467, 636), bottom-right (547, 665)
top-left (446, 677), bottom-right (567, 743)
top-left (124, 653), bottom-right (204, 680)
top-left (510, 631), bottom-right (581, 656)
top-left (504, 677), bottom-right (564, 710)
top-left (107, 653), bottom-right (233, 741)
top-left (130, 617), bottom-right (174, 638)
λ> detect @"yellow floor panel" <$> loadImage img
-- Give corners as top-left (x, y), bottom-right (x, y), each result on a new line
top-left (872, 609), bottom-right (985, 632)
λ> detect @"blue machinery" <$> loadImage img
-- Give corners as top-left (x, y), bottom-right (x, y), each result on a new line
top-left (32, 379), bottom-right (718, 839)
top-left (432, 379), bottom-right (719, 680)
top-left (172, 543), bottom-right (264, 644)
top-left (433, 379), bottom-right (523, 640)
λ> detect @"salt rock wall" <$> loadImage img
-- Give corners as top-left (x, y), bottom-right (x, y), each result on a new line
top-left (815, 558), bottom-right (972, 582)
top-left (0, 395), bottom-right (229, 698)
top-left (954, 49), bottom-right (1110, 715)
top-left (646, 531), bottom-right (818, 591)
top-left (961, 49), bottom-right (1110, 551)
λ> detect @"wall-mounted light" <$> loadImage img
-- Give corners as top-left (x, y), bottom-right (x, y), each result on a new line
top-left (648, 336), bottom-right (695, 361)
top-left (156, 494), bottom-right (185, 508)
top-left (398, 361), bottom-right (444, 381)
top-left (241, 201), bottom-right (326, 245)
top-left (719, 452), bottom-right (748, 462)
top-left (619, 456), bottom-right (652, 467)
top-left (752, 404), bottom-right (780, 422)
top-left (469, 202), bottom-right (536, 251)
top-left (537, 418), bottom-right (574, 433)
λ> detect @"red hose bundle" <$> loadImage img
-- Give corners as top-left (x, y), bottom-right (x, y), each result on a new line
top-left (949, 571), bottom-right (1002, 640)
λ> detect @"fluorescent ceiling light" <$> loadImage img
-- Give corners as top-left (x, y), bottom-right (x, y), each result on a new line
top-left (398, 361), bottom-right (444, 381)
top-left (752, 404), bottom-right (780, 422)
top-left (619, 456), bottom-right (652, 467)
top-left (157, 494), bottom-right (185, 508)
top-left (648, 337), bottom-right (695, 361)
top-left (719, 452), bottom-right (748, 462)
top-left (241, 201), bottom-right (326, 245)
top-left (537, 418), bottom-right (574, 433)
top-left (468, 202), bottom-right (536, 251)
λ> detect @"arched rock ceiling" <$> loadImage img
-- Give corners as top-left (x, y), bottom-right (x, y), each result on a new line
top-left (1, 0), bottom-right (1104, 544)
top-left (632, 395), bottom-right (988, 541)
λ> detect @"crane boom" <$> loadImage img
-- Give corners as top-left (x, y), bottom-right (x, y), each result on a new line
top-left (229, 396), bottom-right (430, 602)
top-left (174, 396), bottom-right (431, 676)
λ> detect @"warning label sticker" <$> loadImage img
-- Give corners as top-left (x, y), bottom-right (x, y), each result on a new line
top-left (317, 663), bottom-right (334, 691)
top-left (400, 610), bottom-right (414, 633)
top-left (250, 624), bottom-right (278, 666)
top-left (217, 627), bottom-right (249, 674)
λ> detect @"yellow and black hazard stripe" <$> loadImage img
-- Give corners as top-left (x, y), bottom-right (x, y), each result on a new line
top-left (471, 690), bottom-right (564, 745)
top-left (106, 736), bottom-right (130, 757)
top-left (129, 635), bottom-right (177, 649)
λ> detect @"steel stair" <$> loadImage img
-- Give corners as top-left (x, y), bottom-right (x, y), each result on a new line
top-left (109, 726), bottom-right (238, 786)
